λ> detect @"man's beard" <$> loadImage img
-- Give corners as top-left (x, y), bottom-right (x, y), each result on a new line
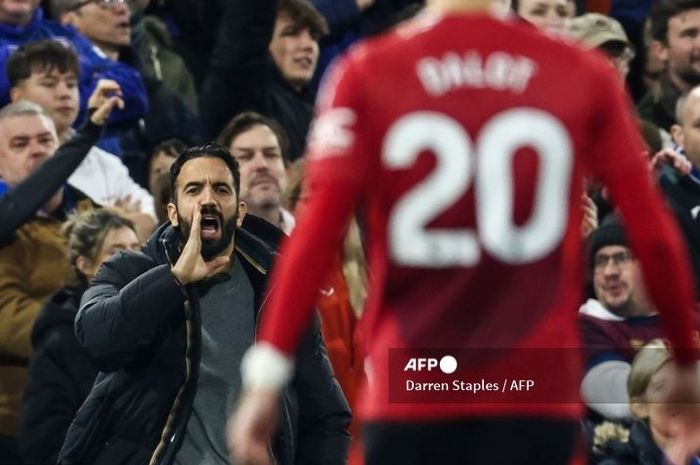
top-left (676, 63), bottom-right (700, 87)
top-left (177, 206), bottom-right (238, 261)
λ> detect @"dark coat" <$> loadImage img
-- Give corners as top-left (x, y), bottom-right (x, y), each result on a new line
top-left (57, 223), bottom-right (351, 465)
top-left (594, 420), bottom-right (663, 465)
top-left (19, 285), bottom-right (97, 465)
top-left (657, 164), bottom-right (700, 298)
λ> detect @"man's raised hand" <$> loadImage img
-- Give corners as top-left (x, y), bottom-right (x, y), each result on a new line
top-left (171, 203), bottom-right (230, 285)
top-left (88, 79), bottom-right (125, 126)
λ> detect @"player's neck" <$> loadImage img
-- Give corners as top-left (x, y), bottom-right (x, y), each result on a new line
top-left (427, 0), bottom-right (494, 13)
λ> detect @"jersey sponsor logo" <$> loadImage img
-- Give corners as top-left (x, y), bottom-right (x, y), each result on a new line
top-left (307, 107), bottom-right (357, 160)
top-left (383, 109), bottom-right (572, 267)
top-left (416, 50), bottom-right (537, 97)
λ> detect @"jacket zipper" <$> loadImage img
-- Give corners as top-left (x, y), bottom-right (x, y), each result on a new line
top-left (146, 239), bottom-right (271, 465)
top-left (148, 301), bottom-right (193, 465)
top-left (148, 238), bottom-right (194, 465)
top-left (238, 246), bottom-right (277, 462)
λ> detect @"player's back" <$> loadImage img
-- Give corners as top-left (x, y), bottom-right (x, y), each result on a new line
top-left (325, 10), bottom-right (647, 420)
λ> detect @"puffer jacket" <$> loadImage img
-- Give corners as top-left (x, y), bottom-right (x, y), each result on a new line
top-left (19, 285), bottom-right (97, 465)
top-left (57, 222), bottom-right (350, 465)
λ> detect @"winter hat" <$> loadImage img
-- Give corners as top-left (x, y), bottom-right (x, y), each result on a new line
top-left (588, 214), bottom-right (628, 269)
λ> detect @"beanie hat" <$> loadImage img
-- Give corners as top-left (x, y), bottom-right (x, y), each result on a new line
top-left (588, 214), bottom-right (628, 269)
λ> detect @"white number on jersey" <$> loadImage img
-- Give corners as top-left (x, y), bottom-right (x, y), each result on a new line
top-left (383, 109), bottom-right (573, 267)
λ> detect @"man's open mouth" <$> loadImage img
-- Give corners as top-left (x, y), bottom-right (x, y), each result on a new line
top-left (200, 213), bottom-right (221, 240)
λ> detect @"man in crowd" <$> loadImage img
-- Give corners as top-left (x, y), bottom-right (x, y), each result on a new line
top-left (0, 0), bottom-right (148, 129)
top-left (51, 0), bottom-right (203, 182)
top-left (638, 0), bottom-right (700, 130)
top-left (200, 0), bottom-right (328, 161)
top-left (0, 91), bottom-right (122, 464)
top-left (218, 111), bottom-right (295, 236)
top-left (580, 217), bottom-right (700, 420)
top-left (57, 143), bottom-right (350, 465)
top-left (7, 39), bottom-right (156, 239)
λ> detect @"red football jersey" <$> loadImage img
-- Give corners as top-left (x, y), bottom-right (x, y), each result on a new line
top-left (259, 11), bottom-right (697, 421)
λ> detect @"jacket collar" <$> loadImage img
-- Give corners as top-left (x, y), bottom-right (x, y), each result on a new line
top-left (143, 222), bottom-right (275, 277)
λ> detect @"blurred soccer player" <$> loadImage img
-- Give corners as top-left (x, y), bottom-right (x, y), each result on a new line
top-left (228, 1), bottom-right (700, 464)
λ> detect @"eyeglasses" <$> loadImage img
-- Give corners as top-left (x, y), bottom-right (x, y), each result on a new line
top-left (600, 43), bottom-right (636, 64)
top-left (593, 250), bottom-right (634, 270)
top-left (67, 0), bottom-right (129, 12)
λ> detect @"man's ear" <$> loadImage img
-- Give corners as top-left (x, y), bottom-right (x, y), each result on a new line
top-left (167, 202), bottom-right (178, 226)
top-left (237, 201), bottom-right (248, 227)
top-left (58, 11), bottom-right (78, 28)
top-left (9, 87), bottom-right (23, 103)
top-left (75, 255), bottom-right (93, 278)
top-left (651, 40), bottom-right (668, 63)
top-left (671, 123), bottom-right (685, 148)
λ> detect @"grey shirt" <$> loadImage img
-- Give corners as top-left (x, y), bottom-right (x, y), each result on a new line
top-left (174, 257), bottom-right (254, 465)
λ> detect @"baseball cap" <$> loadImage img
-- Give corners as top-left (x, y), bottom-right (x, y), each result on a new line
top-left (568, 13), bottom-right (630, 50)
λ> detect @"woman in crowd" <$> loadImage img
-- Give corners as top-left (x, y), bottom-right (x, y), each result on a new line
top-left (18, 209), bottom-right (141, 465)
top-left (512, 0), bottom-right (572, 35)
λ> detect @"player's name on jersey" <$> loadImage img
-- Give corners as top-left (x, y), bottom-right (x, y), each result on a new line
top-left (417, 50), bottom-right (537, 97)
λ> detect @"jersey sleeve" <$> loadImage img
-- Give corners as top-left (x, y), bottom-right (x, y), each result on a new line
top-left (584, 59), bottom-right (699, 364)
top-left (258, 52), bottom-right (373, 355)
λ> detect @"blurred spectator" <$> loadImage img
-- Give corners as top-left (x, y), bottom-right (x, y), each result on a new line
top-left (0, 0), bottom-right (148, 131)
top-left (642, 18), bottom-right (664, 96)
top-left (660, 87), bottom-right (700, 296)
top-left (604, 1), bottom-right (654, 102)
top-left (148, 137), bottom-right (186, 195)
top-left (200, 0), bottom-right (328, 161)
top-left (18, 208), bottom-right (139, 465)
top-left (638, 0), bottom-right (700, 131)
top-left (217, 111), bottom-right (294, 234)
top-left (590, 340), bottom-right (699, 465)
top-left (142, 0), bottom-right (224, 90)
top-left (0, 72), bottom-right (121, 245)
top-left (568, 13), bottom-right (672, 153)
top-left (0, 100), bottom-right (98, 463)
top-left (565, 0), bottom-right (576, 17)
top-left (578, 217), bottom-right (700, 421)
top-left (569, 13), bottom-right (636, 82)
top-left (148, 138), bottom-right (187, 223)
top-left (52, 0), bottom-right (204, 186)
top-left (308, 0), bottom-right (423, 96)
top-left (129, 0), bottom-right (198, 113)
top-left (511, 0), bottom-right (569, 35)
top-left (7, 39), bottom-right (156, 239)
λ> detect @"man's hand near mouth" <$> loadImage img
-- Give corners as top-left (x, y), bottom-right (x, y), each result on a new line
top-left (171, 203), bottom-right (231, 285)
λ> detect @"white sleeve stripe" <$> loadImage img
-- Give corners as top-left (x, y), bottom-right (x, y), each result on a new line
top-left (241, 342), bottom-right (294, 391)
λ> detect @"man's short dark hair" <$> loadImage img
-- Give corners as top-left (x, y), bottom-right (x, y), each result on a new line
top-left (650, 0), bottom-right (700, 44)
top-left (216, 111), bottom-right (290, 164)
top-left (277, 0), bottom-right (329, 39)
top-left (169, 143), bottom-right (241, 202)
top-left (7, 39), bottom-right (80, 87)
